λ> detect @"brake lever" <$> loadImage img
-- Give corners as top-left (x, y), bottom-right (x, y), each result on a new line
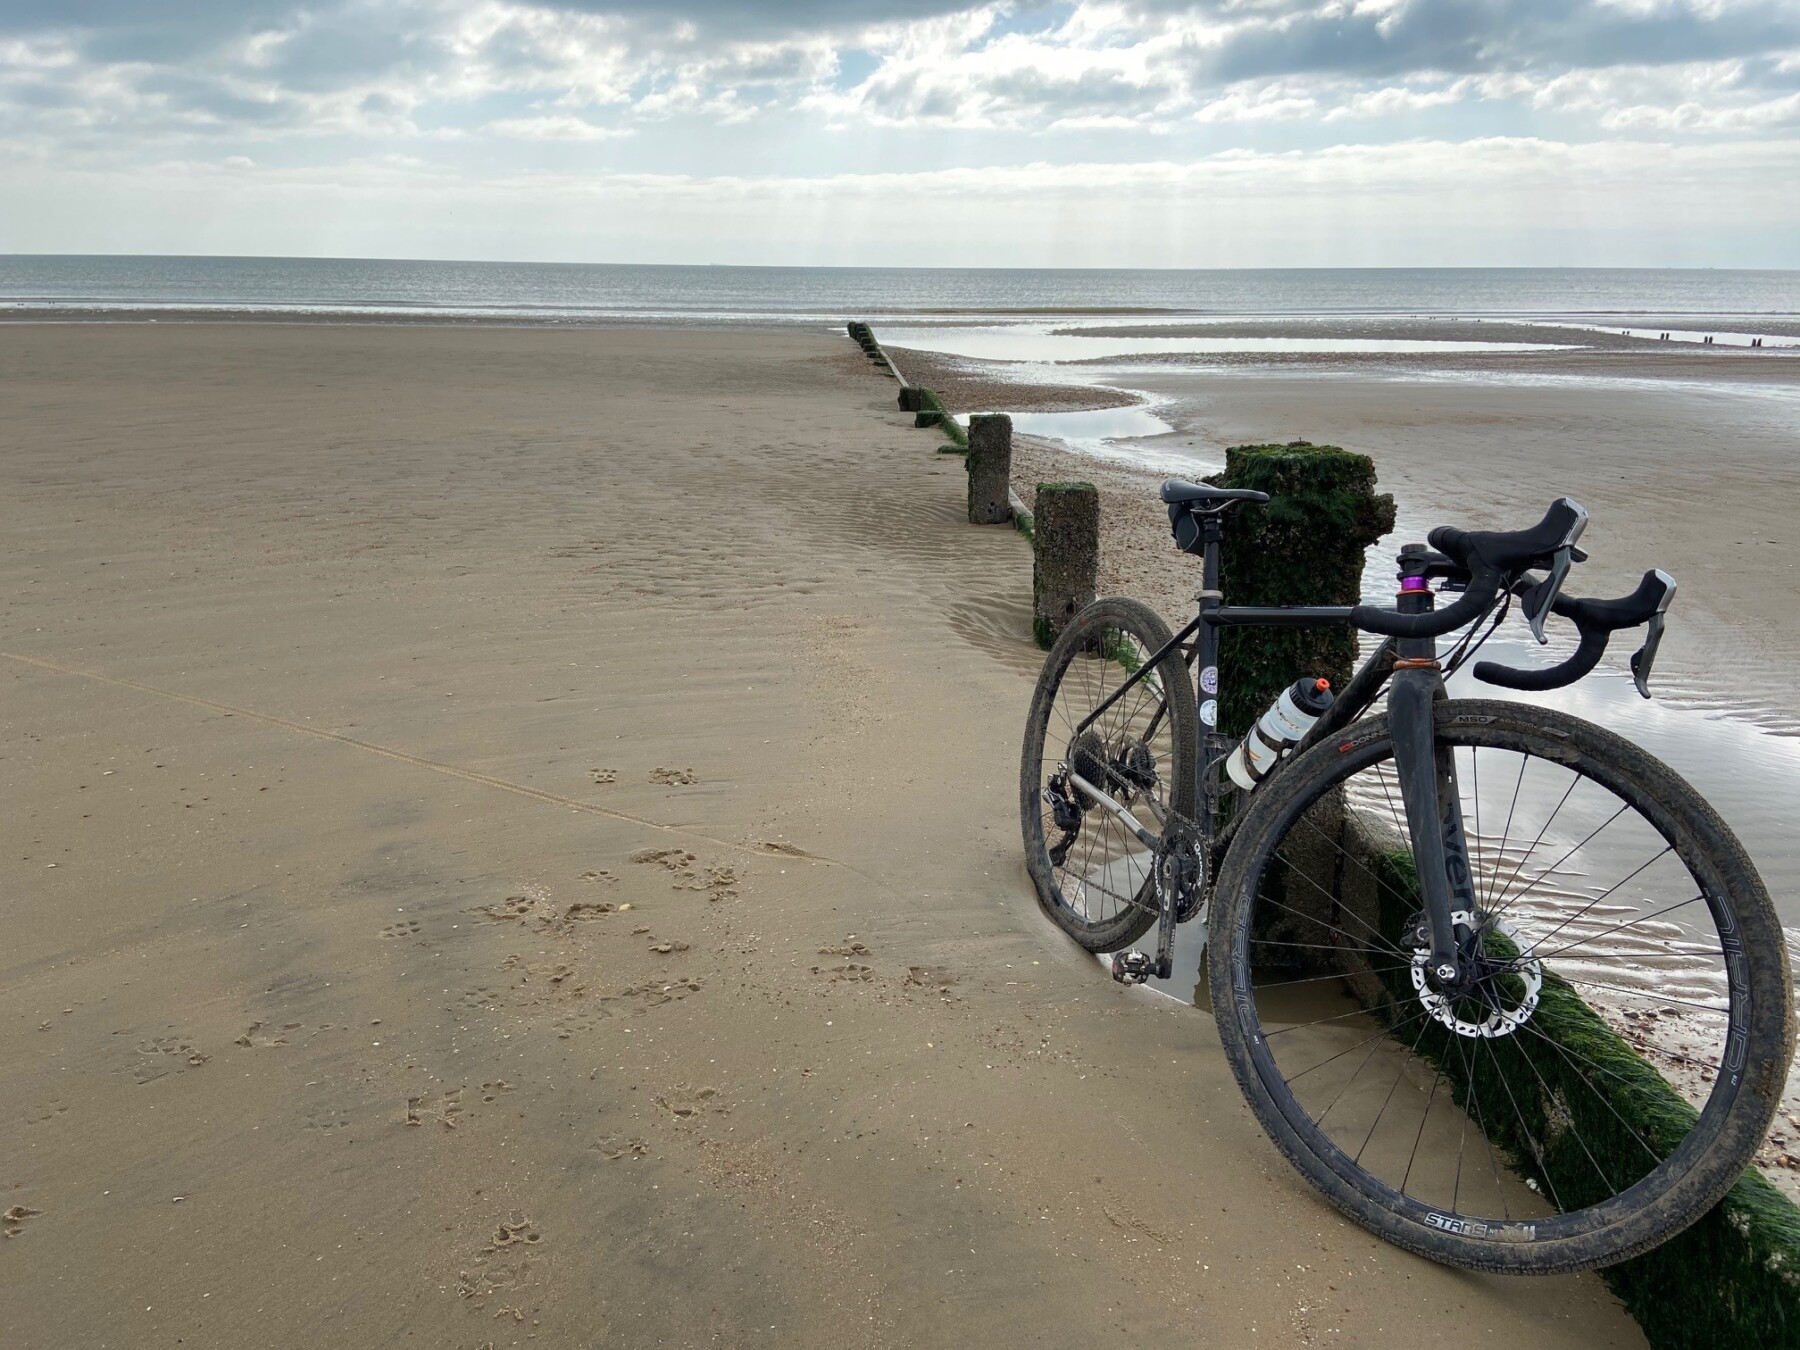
top-left (1628, 570), bottom-right (1678, 699)
top-left (1518, 504), bottom-right (1590, 643)
top-left (1522, 545), bottom-right (1575, 644)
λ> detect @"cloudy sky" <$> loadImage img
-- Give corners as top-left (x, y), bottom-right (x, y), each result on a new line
top-left (2, 0), bottom-right (1797, 266)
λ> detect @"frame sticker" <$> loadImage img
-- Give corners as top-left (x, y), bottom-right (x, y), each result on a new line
top-left (1200, 665), bottom-right (1219, 695)
top-left (1201, 699), bottom-right (1218, 727)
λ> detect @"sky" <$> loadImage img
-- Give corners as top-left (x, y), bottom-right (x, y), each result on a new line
top-left (1, 0), bottom-right (1797, 267)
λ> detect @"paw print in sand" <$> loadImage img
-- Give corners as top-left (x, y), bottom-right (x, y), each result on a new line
top-left (3, 1205), bottom-right (43, 1238)
top-left (648, 767), bottom-right (697, 786)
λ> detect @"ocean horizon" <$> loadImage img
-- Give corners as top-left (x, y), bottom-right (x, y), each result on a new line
top-left (4, 255), bottom-right (1800, 323)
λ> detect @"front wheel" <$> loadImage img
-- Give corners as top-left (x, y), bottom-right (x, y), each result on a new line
top-left (1020, 597), bottom-right (1198, 953)
top-left (1209, 698), bottom-right (1794, 1273)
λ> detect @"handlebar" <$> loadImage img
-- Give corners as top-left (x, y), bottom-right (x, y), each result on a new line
top-left (1351, 568), bottom-right (1504, 639)
top-left (1473, 569), bottom-right (1676, 697)
top-left (1348, 496), bottom-right (1673, 697)
top-left (1351, 498), bottom-right (1591, 641)
top-left (1430, 498), bottom-right (1588, 577)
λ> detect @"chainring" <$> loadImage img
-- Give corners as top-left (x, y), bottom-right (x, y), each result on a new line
top-left (1153, 825), bottom-right (1208, 924)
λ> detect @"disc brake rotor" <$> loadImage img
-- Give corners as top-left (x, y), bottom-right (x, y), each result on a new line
top-left (1410, 909), bottom-right (1543, 1039)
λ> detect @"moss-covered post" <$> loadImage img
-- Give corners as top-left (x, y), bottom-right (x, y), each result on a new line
top-left (1032, 482), bottom-right (1098, 648)
top-left (1212, 441), bottom-right (1395, 735)
top-left (966, 414), bottom-right (1012, 525)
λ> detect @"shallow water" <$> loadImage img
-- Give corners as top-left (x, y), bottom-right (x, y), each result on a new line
top-left (880, 322), bottom-right (1573, 363)
top-left (1535, 321), bottom-right (1800, 349)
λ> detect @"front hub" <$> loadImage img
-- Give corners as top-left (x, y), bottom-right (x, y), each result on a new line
top-left (1409, 909), bottom-right (1543, 1039)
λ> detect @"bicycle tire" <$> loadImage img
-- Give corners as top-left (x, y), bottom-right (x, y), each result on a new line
top-left (1020, 597), bottom-right (1199, 953)
top-left (1208, 698), bottom-right (1794, 1273)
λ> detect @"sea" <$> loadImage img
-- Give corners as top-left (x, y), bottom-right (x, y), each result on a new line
top-left (4, 254), bottom-right (1800, 324)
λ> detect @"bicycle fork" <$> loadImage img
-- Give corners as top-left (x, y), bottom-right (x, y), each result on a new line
top-left (1388, 584), bottom-right (1479, 982)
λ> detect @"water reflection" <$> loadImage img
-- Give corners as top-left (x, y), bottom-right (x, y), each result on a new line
top-left (882, 323), bottom-right (1575, 364)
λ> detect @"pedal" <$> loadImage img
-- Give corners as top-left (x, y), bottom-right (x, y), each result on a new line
top-left (1111, 950), bottom-right (1154, 985)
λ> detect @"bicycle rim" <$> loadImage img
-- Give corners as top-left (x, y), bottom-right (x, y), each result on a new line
top-left (1021, 599), bottom-right (1197, 950)
top-left (1212, 700), bottom-right (1790, 1270)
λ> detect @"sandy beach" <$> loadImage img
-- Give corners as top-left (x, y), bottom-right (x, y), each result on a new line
top-left (0, 322), bottom-right (1651, 1346)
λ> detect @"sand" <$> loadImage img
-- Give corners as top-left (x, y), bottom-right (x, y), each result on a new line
top-left (0, 322), bottom-right (1648, 1346)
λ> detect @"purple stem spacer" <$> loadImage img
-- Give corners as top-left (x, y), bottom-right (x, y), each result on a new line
top-left (1399, 575), bottom-right (1432, 593)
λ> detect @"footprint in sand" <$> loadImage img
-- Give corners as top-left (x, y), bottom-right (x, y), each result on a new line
top-left (303, 1107), bottom-right (351, 1131)
top-left (630, 849), bottom-right (739, 901)
top-left (904, 966), bottom-right (960, 998)
top-left (481, 1214), bottom-right (543, 1253)
top-left (404, 1088), bottom-right (465, 1130)
top-left (578, 869), bottom-right (615, 884)
top-left (648, 767), bottom-right (697, 786)
top-left (812, 963), bottom-right (875, 983)
top-left (473, 888), bottom-right (613, 934)
top-left (234, 1020), bottom-right (299, 1048)
top-left (25, 1100), bottom-right (69, 1128)
top-left (609, 978), bottom-right (702, 1011)
top-left (480, 1081), bottom-right (514, 1103)
top-left (3, 1205), bottom-right (43, 1238)
top-left (379, 919), bottom-right (422, 940)
top-left (457, 1213), bottom-right (547, 1310)
top-left (130, 1035), bottom-right (209, 1083)
top-left (819, 939), bottom-right (872, 957)
top-left (552, 1008), bottom-right (608, 1039)
top-left (593, 1136), bottom-right (649, 1161)
top-left (653, 1085), bottom-right (724, 1122)
top-left (589, 768), bottom-right (617, 785)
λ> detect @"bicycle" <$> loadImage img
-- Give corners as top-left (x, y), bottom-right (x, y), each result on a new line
top-left (1019, 478), bottom-right (1795, 1273)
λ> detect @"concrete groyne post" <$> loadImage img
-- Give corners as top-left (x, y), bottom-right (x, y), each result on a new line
top-left (1032, 482), bottom-right (1099, 648)
top-left (966, 414), bottom-right (1012, 525)
top-left (1211, 441), bottom-right (1395, 735)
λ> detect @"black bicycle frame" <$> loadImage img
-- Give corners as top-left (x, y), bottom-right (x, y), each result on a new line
top-left (1071, 508), bottom-right (1469, 976)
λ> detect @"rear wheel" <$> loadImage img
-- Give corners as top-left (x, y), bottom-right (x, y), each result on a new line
top-left (1209, 699), bottom-right (1793, 1272)
top-left (1020, 598), bottom-right (1198, 953)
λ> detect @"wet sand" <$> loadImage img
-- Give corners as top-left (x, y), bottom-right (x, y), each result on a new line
top-left (0, 323), bottom-right (1643, 1347)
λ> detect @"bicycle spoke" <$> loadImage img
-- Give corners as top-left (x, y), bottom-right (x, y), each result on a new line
top-left (1522, 892), bottom-right (1704, 964)
top-left (1225, 711), bottom-right (1760, 1241)
top-left (1507, 845), bottom-right (1672, 957)
top-left (1482, 753), bottom-right (1530, 914)
top-left (1400, 1064), bottom-right (1445, 1197)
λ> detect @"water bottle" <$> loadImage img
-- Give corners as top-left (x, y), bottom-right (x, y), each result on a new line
top-left (1225, 678), bottom-right (1335, 792)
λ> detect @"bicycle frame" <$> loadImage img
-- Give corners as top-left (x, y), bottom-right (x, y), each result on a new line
top-left (1071, 508), bottom-right (1472, 980)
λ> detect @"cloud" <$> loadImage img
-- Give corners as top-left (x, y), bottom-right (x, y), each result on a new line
top-left (4, 0), bottom-right (1799, 148)
top-left (0, 1), bottom-right (1796, 263)
top-left (482, 113), bottom-right (636, 139)
top-left (5, 135), bottom-right (1795, 266)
